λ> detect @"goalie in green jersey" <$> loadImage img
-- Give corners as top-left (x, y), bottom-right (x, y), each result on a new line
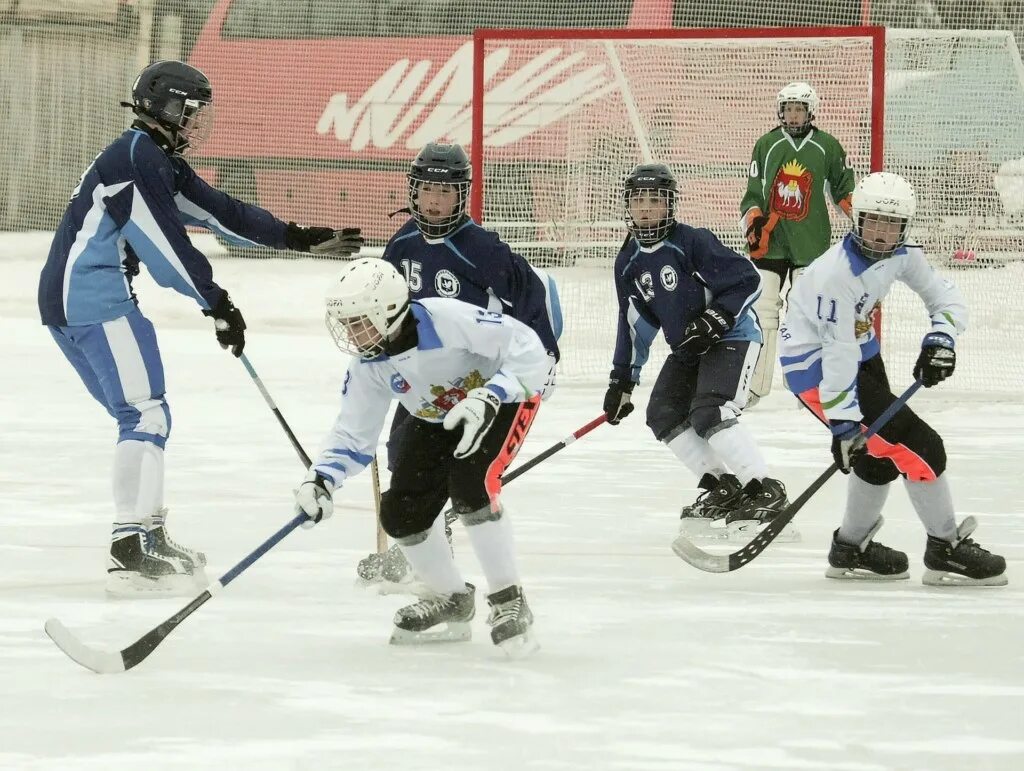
top-left (740, 81), bottom-right (856, 405)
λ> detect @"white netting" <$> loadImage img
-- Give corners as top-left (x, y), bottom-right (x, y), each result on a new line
top-left (474, 30), bottom-right (880, 380)
top-left (475, 28), bottom-right (1024, 391)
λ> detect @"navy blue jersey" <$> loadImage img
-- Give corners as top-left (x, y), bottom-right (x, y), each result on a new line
top-left (612, 223), bottom-right (762, 382)
top-left (382, 217), bottom-right (561, 360)
top-left (39, 127), bottom-right (288, 326)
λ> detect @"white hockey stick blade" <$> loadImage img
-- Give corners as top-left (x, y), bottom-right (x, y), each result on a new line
top-left (44, 618), bottom-right (125, 674)
top-left (670, 536), bottom-right (731, 573)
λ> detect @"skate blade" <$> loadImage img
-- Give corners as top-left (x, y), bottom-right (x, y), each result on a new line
top-left (496, 630), bottom-right (540, 660)
top-left (826, 566), bottom-right (909, 581)
top-left (677, 519), bottom-right (727, 540)
top-left (723, 519), bottom-right (802, 544)
top-left (105, 570), bottom-right (207, 599)
top-left (389, 621), bottom-right (472, 645)
top-left (922, 569), bottom-right (1008, 587)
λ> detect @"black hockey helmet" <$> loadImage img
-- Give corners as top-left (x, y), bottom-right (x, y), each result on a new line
top-left (123, 60), bottom-right (214, 154)
top-left (408, 142), bottom-right (472, 238)
top-left (623, 163), bottom-right (678, 246)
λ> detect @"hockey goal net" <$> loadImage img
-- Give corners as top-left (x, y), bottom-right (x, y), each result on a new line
top-left (471, 27), bottom-right (1024, 396)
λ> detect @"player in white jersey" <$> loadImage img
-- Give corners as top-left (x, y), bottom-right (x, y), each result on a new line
top-left (294, 258), bottom-right (550, 655)
top-left (779, 172), bottom-right (1006, 586)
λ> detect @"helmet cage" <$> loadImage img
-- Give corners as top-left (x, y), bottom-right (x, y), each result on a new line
top-left (852, 212), bottom-right (911, 262)
top-left (624, 188), bottom-right (677, 246)
top-left (407, 178), bottom-right (470, 239)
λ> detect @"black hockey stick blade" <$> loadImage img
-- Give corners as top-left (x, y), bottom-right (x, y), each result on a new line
top-left (45, 513), bottom-right (307, 673)
top-left (672, 380), bottom-right (923, 573)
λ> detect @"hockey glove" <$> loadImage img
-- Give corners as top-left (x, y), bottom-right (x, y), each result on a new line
top-left (744, 210), bottom-right (777, 258)
top-left (295, 472), bottom-right (334, 528)
top-left (913, 333), bottom-right (956, 388)
top-left (830, 420), bottom-right (867, 474)
top-left (285, 222), bottom-right (364, 257)
top-left (603, 376), bottom-right (635, 425)
top-left (202, 291), bottom-right (247, 357)
top-left (443, 387), bottom-right (501, 459)
top-left (675, 306), bottom-right (735, 359)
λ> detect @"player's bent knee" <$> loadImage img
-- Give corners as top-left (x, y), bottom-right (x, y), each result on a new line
top-left (116, 398), bottom-right (171, 447)
top-left (646, 402), bottom-right (689, 442)
top-left (689, 399), bottom-right (741, 440)
top-left (454, 502), bottom-right (502, 526)
top-left (380, 492), bottom-right (434, 539)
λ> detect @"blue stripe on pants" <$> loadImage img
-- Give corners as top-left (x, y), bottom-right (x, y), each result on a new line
top-left (49, 309), bottom-right (171, 447)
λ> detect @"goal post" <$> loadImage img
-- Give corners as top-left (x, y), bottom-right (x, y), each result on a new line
top-left (470, 26), bottom-right (885, 380)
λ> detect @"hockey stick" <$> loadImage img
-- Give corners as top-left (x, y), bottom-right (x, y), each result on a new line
top-left (239, 352), bottom-right (312, 467)
top-left (502, 413), bottom-right (608, 485)
top-left (45, 512), bottom-right (309, 673)
top-left (672, 380), bottom-right (923, 573)
top-left (371, 457), bottom-right (387, 553)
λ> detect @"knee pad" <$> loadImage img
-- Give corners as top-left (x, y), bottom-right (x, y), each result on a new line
top-left (689, 396), bottom-right (741, 440)
top-left (379, 491), bottom-right (435, 539)
top-left (455, 502), bottom-right (502, 527)
top-left (116, 397), bottom-right (171, 448)
top-left (646, 396), bottom-right (690, 442)
top-left (754, 269), bottom-right (783, 332)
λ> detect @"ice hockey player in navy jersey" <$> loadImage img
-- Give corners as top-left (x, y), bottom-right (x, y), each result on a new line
top-left (295, 258), bottom-right (547, 656)
top-left (357, 142), bottom-right (561, 587)
top-left (38, 60), bottom-right (363, 597)
top-left (602, 163), bottom-right (795, 549)
top-left (780, 172), bottom-right (1006, 586)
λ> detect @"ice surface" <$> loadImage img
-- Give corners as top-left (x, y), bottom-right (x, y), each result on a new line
top-left (1, 236), bottom-right (1022, 770)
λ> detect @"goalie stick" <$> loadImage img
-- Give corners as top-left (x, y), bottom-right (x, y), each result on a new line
top-left (672, 380), bottom-right (923, 573)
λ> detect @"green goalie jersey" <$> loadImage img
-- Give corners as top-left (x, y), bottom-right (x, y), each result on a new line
top-left (740, 126), bottom-right (855, 267)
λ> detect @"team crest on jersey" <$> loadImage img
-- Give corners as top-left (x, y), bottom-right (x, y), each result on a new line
top-left (390, 373), bottom-right (411, 393)
top-left (414, 369), bottom-right (487, 419)
top-left (854, 301), bottom-right (880, 337)
top-left (434, 269), bottom-right (461, 297)
top-left (659, 265), bottom-right (678, 291)
top-left (770, 160), bottom-right (812, 221)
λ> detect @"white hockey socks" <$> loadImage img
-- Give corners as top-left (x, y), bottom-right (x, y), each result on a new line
top-left (838, 474), bottom-right (891, 545)
top-left (904, 474), bottom-right (958, 541)
top-left (666, 427), bottom-right (727, 478)
top-left (112, 439), bottom-right (164, 526)
top-left (395, 514), bottom-right (467, 596)
top-left (706, 423), bottom-right (769, 486)
top-left (459, 504), bottom-right (521, 595)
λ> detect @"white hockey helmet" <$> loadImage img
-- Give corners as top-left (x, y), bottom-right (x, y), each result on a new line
top-left (850, 172), bottom-right (917, 261)
top-left (324, 258), bottom-right (410, 359)
top-left (777, 81), bottom-right (819, 136)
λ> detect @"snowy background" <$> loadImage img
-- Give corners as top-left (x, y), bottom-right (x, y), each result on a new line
top-left (1, 234), bottom-right (1022, 770)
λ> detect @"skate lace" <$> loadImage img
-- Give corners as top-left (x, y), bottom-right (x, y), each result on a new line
top-left (958, 537), bottom-right (992, 556)
top-left (407, 597), bottom-right (454, 620)
top-left (490, 597), bottom-right (522, 626)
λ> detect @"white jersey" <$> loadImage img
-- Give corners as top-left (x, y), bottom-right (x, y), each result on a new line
top-left (312, 297), bottom-right (551, 488)
top-left (779, 234), bottom-right (967, 422)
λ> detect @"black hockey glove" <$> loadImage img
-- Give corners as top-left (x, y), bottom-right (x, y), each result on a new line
top-left (913, 332), bottom-right (956, 388)
top-left (830, 420), bottom-right (867, 474)
top-left (744, 213), bottom-right (771, 251)
top-left (603, 375), bottom-right (635, 425)
top-left (285, 222), bottom-right (364, 257)
top-left (202, 291), bottom-right (246, 357)
top-left (674, 306), bottom-right (735, 359)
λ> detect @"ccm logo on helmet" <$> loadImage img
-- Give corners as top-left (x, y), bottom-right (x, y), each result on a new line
top-left (427, 167), bottom-right (450, 173)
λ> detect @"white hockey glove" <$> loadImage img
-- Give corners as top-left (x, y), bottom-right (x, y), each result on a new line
top-left (443, 386), bottom-right (501, 459)
top-left (295, 472), bottom-right (335, 528)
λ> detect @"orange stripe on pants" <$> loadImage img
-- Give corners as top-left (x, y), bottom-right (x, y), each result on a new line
top-left (797, 387), bottom-right (938, 482)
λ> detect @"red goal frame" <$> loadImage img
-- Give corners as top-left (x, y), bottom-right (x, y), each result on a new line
top-left (469, 25), bottom-right (886, 222)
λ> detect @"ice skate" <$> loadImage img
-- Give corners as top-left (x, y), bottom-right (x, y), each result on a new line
top-left (922, 516), bottom-right (1007, 587)
top-left (722, 477), bottom-right (800, 543)
top-left (389, 582), bottom-right (476, 644)
top-left (678, 473), bottom-right (744, 540)
top-left (106, 527), bottom-right (206, 598)
top-left (825, 517), bottom-right (909, 580)
top-left (486, 585), bottom-right (538, 659)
